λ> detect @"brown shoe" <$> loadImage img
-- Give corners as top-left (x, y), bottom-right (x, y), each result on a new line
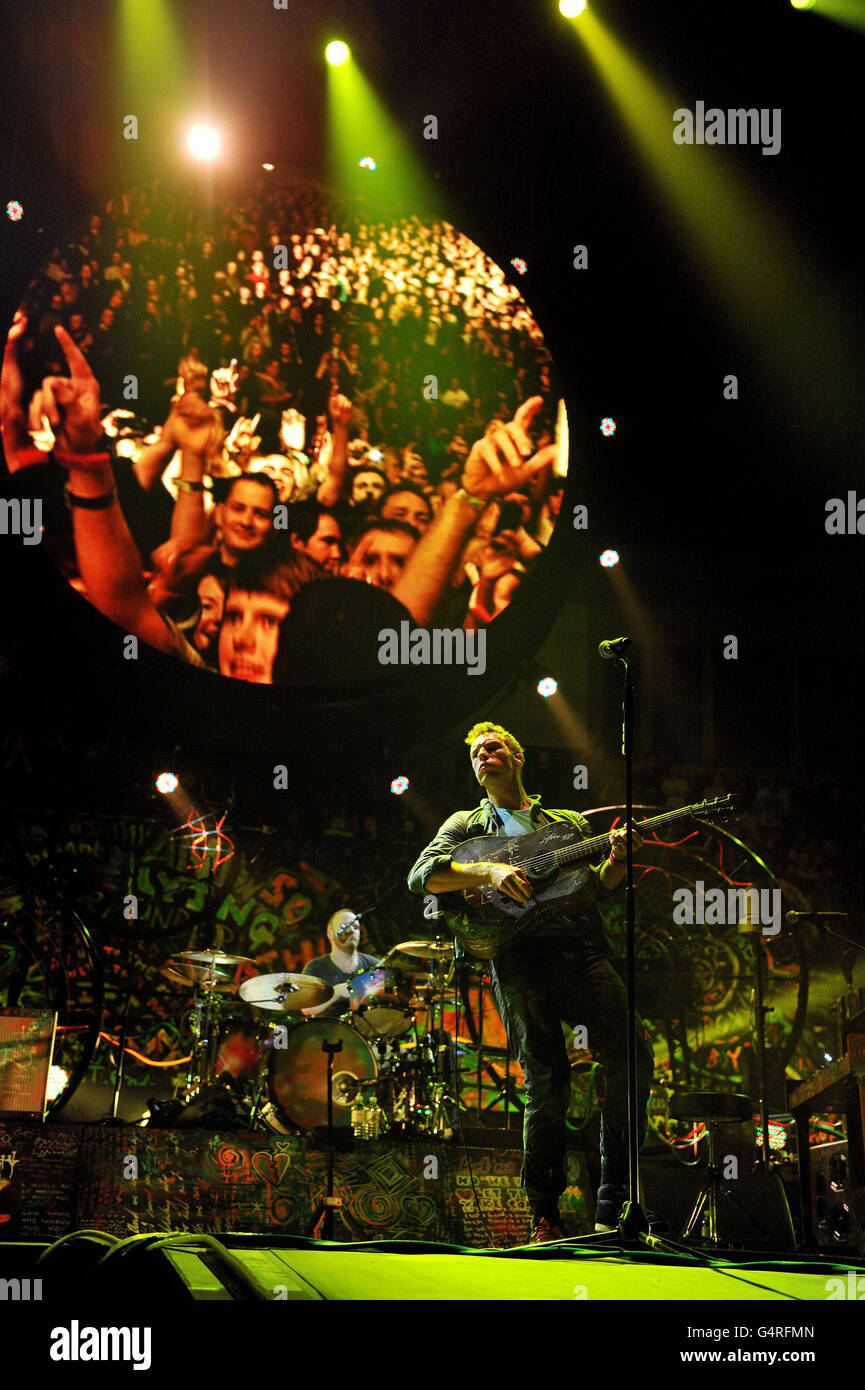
top-left (530, 1217), bottom-right (566, 1244)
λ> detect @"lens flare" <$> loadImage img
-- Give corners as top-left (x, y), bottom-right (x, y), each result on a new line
top-left (599, 549), bottom-right (620, 568)
top-left (186, 124), bottom-right (221, 161)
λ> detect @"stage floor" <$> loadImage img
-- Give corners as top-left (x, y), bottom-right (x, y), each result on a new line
top-left (163, 1240), bottom-right (860, 1302)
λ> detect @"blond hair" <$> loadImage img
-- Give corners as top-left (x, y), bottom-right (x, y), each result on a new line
top-left (465, 722), bottom-right (524, 759)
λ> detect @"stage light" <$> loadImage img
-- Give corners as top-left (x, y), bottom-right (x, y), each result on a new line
top-left (600, 549), bottom-right (620, 568)
top-left (326, 40), bottom-right (350, 66)
top-left (790, 0), bottom-right (815, 8)
top-left (262, 163), bottom-right (275, 171)
top-left (537, 677), bottom-right (558, 697)
top-left (358, 155), bottom-right (378, 170)
top-left (560, 0), bottom-right (588, 15)
top-left (390, 776), bottom-right (410, 796)
top-left (755, 1122), bottom-right (787, 1153)
top-left (6, 200), bottom-right (23, 221)
top-left (45, 1065), bottom-right (70, 1103)
top-left (510, 257), bottom-right (527, 275)
top-left (155, 772), bottom-right (179, 794)
top-left (186, 124), bottom-right (221, 161)
top-left (600, 416), bottom-right (616, 436)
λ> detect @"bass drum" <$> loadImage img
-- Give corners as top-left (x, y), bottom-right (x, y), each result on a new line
top-left (266, 1018), bottom-right (378, 1131)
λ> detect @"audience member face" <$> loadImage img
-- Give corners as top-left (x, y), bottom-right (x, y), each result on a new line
top-left (381, 489), bottom-right (431, 534)
top-left (194, 575), bottom-right (225, 652)
top-left (352, 471), bottom-right (386, 504)
top-left (216, 479), bottom-right (274, 559)
top-left (218, 589), bottom-right (288, 682)
top-left (294, 514), bottom-right (342, 574)
top-left (348, 528), bottom-right (415, 590)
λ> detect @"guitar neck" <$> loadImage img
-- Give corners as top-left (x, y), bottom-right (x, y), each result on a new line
top-left (561, 804), bottom-right (709, 868)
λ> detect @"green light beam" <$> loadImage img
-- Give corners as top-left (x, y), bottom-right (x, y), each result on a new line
top-left (326, 54), bottom-right (441, 217)
top-left (569, 10), bottom-right (863, 439)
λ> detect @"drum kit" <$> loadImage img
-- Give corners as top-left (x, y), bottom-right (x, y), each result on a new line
top-left (157, 939), bottom-right (457, 1139)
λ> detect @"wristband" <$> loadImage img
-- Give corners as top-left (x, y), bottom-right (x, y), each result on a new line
top-left (64, 483), bottom-right (117, 511)
top-left (176, 478), bottom-right (206, 493)
top-left (455, 487), bottom-right (486, 510)
top-left (54, 449), bottom-right (111, 467)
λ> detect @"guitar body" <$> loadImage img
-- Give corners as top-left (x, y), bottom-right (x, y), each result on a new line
top-left (446, 823), bottom-right (597, 959)
top-left (439, 795), bottom-right (738, 960)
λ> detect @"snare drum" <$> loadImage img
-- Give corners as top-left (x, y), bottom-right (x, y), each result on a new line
top-left (348, 966), bottom-right (414, 1040)
top-left (267, 1018), bottom-right (378, 1130)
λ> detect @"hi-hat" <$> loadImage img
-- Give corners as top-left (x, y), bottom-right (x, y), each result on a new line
top-left (180, 950), bottom-right (255, 968)
top-left (239, 972), bottom-right (333, 1012)
top-left (392, 940), bottom-right (455, 961)
top-left (160, 960), bottom-right (237, 992)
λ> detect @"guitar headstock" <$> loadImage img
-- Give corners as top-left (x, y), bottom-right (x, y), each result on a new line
top-left (689, 793), bottom-right (740, 823)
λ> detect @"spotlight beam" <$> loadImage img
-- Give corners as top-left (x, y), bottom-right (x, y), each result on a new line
top-left (567, 10), bottom-right (864, 445)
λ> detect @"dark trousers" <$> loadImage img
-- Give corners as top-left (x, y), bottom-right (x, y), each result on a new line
top-left (489, 936), bottom-right (654, 1209)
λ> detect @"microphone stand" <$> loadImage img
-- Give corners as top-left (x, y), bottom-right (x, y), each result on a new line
top-left (309, 1038), bottom-right (345, 1240)
top-left (614, 649), bottom-right (650, 1238)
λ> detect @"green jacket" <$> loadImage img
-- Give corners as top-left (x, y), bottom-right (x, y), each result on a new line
top-left (407, 793), bottom-right (619, 958)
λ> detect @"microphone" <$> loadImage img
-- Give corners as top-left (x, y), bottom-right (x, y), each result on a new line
top-left (336, 914), bottom-right (364, 939)
top-left (785, 910), bottom-right (848, 923)
top-left (598, 636), bottom-right (631, 660)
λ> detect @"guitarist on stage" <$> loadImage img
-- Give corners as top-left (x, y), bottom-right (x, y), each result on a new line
top-left (407, 722), bottom-right (655, 1244)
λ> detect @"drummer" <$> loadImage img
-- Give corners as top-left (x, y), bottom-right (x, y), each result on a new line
top-left (301, 910), bottom-right (381, 1020)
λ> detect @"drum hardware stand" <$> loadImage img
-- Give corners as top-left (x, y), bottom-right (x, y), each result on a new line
top-left (101, 942), bottom-right (139, 1126)
top-left (309, 1038), bottom-right (345, 1240)
top-left (182, 971), bottom-right (224, 1105)
top-left (737, 904), bottom-right (796, 1249)
top-left (247, 1021), bottom-right (283, 1128)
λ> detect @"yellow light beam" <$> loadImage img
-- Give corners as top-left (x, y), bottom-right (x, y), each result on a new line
top-left (569, 11), bottom-right (862, 435)
top-left (796, 0), bottom-right (865, 27)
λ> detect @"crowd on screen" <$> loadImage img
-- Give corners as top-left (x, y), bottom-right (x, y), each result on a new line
top-left (8, 178), bottom-right (566, 682)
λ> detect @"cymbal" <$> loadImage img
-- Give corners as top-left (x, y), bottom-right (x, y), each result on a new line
top-left (238, 972), bottom-right (334, 1011)
top-left (393, 939), bottom-right (455, 961)
top-left (160, 960), bottom-right (237, 992)
top-left (179, 949), bottom-right (256, 968)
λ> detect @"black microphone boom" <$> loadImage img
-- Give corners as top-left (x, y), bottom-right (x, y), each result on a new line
top-left (785, 910), bottom-right (848, 923)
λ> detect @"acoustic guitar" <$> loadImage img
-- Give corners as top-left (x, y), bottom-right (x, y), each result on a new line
top-left (442, 796), bottom-right (738, 958)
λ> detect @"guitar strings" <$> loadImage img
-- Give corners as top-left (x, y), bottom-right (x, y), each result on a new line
top-left (501, 803), bottom-right (725, 874)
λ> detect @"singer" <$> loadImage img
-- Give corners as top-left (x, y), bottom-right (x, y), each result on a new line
top-left (407, 721), bottom-right (657, 1243)
top-left (301, 910), bottom-right (381, 1018)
